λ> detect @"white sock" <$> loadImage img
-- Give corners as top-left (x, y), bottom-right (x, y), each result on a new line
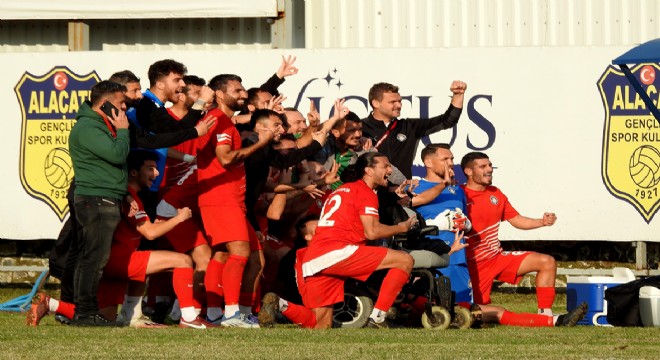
top-left (278, 298), bottom-right (289, 312)
top-left (121, 296), bottom-right (143, 323)
top-left (207, 307), bottom-right (223, 321)
top-left (239, 305), bottom-right (252, 315)
top-left (180, 306), bottom-right (197, 322)
top-left (169, 299), bottom-right (181, 321)
top-left (225, 304), bottom-right (240, 316)
top-left (48, 298), bottom-right (59, 313)
top-left (369, 308), bottom-right (386, 323)
top-left (552, 315), bottom-right (560, 325)
top-left (538, 308), bottom-right (553, 316)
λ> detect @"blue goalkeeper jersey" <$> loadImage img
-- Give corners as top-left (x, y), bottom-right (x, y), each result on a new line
top-left (414, 179), bottom-right (468, 266)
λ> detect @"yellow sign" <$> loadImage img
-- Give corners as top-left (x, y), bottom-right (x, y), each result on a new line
top-left (598, 64), bottom-right (660, 223)
top-left (15, 67), bottom-right (100, 221)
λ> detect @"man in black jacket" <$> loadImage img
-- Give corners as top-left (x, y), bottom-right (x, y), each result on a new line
top-left (361, 81), bottom-right (467, 178)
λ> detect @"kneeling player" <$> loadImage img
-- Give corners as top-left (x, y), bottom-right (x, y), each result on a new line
top-left (460, 151), bottom-right (587, 327)
top-left (261, 153), bottom-right (416, 329)
top-left (27, 150), bottom-right (214, 329)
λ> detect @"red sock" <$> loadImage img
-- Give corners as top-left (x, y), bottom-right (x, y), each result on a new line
top-left (536, 287), bottom-right (556, 309)
top-left (172, 268), bottom-right (195, 309)
top-left (500, 310), bottom-right (553, 327)
top-left (374, 268), bottom-right (409, 311)
top-left (282, 302), bottom-right (317, 329)
top-left (56, 300), bottom-right (76, 320)
top-left (205, 259), bottom-right (224, 308)
top-left (223, 255), bottom-right (247, 306)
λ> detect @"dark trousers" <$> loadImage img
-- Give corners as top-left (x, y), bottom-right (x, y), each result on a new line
top-left (49, 182), bottom-right (78, 303)
top-left (72, 194), bottom-right (121, 317)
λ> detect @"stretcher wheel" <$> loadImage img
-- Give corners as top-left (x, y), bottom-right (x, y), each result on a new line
top-left (450, 306), bottom-right (473, 329)
top-left (421, 306), bottom-right (451, 330)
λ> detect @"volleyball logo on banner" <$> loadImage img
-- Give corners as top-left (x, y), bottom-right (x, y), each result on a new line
top-left (598, 63), bottom-right (660, 223)
top-left (15, 66), bottom-right (100, 221)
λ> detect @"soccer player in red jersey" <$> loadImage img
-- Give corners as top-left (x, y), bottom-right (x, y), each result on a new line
top-left (157, 166), bottom-right (211, 319)
top-left (460, 151), bottom-right (586, 326)
top-left (300, 152), bottom-right (416, 328)
top-left (196, 74), bottom-right (275, 328)
top-left (28, 150), bottom-right (214, 328)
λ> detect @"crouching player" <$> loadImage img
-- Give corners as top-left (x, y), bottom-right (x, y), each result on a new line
top-left (27, 150), bottom-right (212, 328)
top-left (259, 152), bottom-right (416, 329)
top-left (460, 151), bottom-right (587, 327)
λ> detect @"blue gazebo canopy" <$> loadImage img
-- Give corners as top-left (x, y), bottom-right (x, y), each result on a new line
top-left (612, 38), bottom-right (660, 122)
top-left (613, 38), bottom-right (660, 65)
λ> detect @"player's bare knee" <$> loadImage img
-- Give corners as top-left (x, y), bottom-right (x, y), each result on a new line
top-left (540, 254), bottom-right (557, 271)
top-left (179, 254), bottom-right (193, 268)
top-left (400, 252), bottom-right (414, 273)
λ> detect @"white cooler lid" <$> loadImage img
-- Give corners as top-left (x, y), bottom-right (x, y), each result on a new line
top-left (639, 286), bottom-right (660, 297)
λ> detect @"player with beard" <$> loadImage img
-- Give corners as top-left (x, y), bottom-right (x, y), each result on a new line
top-left (410, 143), bottom-right (473, 305)
top-left (460, 151), bottom-right (587, 327)
top-left (299, 152), bottom-right (417, 329)
top-left (196, 74), bottom-right (277, 327)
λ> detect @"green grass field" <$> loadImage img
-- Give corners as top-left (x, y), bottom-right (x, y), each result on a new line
top-left (1, 287), bottom-right (658, 359)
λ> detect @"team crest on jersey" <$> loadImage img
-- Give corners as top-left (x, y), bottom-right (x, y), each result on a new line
top-left (396, 134), bottom-right (407, 142)
top-left (15, 66), bottom-right (100, 221)
top-left (598, 64), bottom-right (660, 223)
top-left (489, 195), bottom-right (498, 205)
top-left (447, 186), bottom-right (456, 195)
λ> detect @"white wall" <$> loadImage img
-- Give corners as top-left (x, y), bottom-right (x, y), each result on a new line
top-left (1, 46), bottom-right (658, 242)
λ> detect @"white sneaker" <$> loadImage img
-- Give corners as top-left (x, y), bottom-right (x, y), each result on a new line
top-left (220, 312), bottom-right (260, 328)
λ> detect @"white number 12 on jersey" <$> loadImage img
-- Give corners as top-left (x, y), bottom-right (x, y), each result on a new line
top-left (318, 194), bottom-right (341, 227)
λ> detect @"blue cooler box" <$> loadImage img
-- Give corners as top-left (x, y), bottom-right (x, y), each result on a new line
top-left (566, 268), bottom-right (635, 326)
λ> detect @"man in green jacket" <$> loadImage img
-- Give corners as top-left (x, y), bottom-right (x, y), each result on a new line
top-left (68, 80), bottom-right (130, 326)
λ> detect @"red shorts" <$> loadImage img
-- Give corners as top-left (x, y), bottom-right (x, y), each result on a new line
top-left (302, 246), bottom-right (387, 309)
top-left (164, 217), bottom-right (208, 254)
top-left (200, 205), bottom-right (261, 251)
top-left (103, 249), bottom-right (151, 282)
top-left (97, 250), bottom-right (152, 309)
top-left (468, 251), bottom-right (531, 305)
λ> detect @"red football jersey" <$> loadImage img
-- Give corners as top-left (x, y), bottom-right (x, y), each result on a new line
top-left (161, 109), bottom-right (200, 191)
top-left (196, 109), bottom-right (246, 207)
top-left (461, 185), bottom-right (519, 263)
top-left (160, 166), bottom-right (199, 214)
top-left (112, 187), bottom-right (149, 257)
top-left (303, 180), bottom-right (379, 262)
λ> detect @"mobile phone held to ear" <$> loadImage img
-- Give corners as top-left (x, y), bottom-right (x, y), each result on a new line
top-left (100, 101), bottom-right (119, 118)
